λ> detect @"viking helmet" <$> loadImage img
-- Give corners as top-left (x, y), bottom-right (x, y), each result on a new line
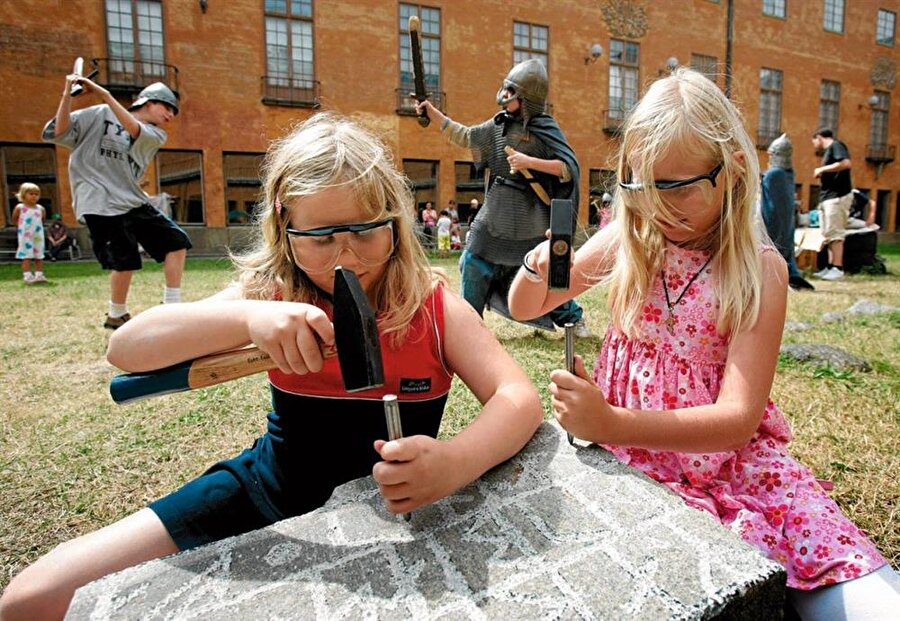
top-left (767, 133), bottom-right (792, 169)
top-left (130, 82), bottom-right (180, 115)
top-left (496, 59), bottom-right (548, 121)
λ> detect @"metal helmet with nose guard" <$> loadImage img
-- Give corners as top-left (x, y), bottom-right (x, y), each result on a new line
top-left (495, 59), bottom-right (548, 122)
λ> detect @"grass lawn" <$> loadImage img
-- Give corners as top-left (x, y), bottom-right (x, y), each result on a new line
top-left (1, 246), bottom-right (898, 589)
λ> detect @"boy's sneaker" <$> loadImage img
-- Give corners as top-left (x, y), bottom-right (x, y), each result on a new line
top-left (32, 273), bottom-right (47, 283)
top-left (103, 313), bottom-right (132, 330)
top-left (573, 318), bottom-right (592, 338)
top-left (813, 266), bottom-right (831, 278)
top-left (821, 267), bottom-right (844, 281)
top-left (23, 272), bottom-right (35, 284)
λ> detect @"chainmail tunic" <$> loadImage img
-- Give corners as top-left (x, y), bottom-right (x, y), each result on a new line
top-left (445, 115), bottom-right (566, 265)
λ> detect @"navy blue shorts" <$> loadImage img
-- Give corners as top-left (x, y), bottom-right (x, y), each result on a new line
top-left (150, 393), bottom-right (446, 551)
top-left (83, 204), bottom-right (192, 272)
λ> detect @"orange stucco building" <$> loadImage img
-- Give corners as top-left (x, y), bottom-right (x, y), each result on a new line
top-left (1, 0), bottom-right (897, 253)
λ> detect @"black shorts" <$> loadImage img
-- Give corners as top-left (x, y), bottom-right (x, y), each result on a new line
top-left (83, 205), bottom-right (192, 271)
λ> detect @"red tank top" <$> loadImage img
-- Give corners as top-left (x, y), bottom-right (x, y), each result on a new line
top-left (268, 282), bottom-right (453, 402)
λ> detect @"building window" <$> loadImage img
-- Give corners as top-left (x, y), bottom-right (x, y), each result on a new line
top-left (823, 0), bottom-right (844, 34)
top-left (403, 159), bottom-right (438, 216)
top-left (399, 4), bottom-right (440, 113)
top-left (869, 91), bottom-right (890, 149)
top-left (155, 150), bottom-right (204, 224)
top-left (690, 53), bottom-right (718, 85)
top-left (762, 0), bottom-right (785, 18)
top-left (818, 80), bottom-right (840, 133)
top-left (609, 39), bottom-right (639, 120)
top-left (513, 21), bottom-right (549, 67)
top-left (1, 145), bottom-right (58, 225)
top-left (758, 68), bottom-right (783, 148)
top-left (105, 0), bottom-right (165, 80)
top-left (454, 162), bottom-right (485, 223)
top-left (224, 153), bottom-right (264, 225)
top-left (877, 10), bottom-right (896, 46)
top-left (264, 0), bottom-right (316, 105)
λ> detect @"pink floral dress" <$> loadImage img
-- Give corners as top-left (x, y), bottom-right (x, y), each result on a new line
top-left (594, 243), bottom-right (887, 590)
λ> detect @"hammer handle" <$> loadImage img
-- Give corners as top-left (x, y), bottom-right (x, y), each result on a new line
top-left (109, 347), bottom-right (275, 404)
top-left (110, 345), bottom-right (336, 405)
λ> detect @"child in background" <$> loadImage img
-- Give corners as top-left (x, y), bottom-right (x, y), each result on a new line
top-left (12, 182), bottom-right (47, 283)
top-left (509, 69), bottom-right (898, 619)
top-left (46, 213), bottom-right (73, 261)
top-left (0, 113), bottom-right (542, 620)
top-left (436, 208), bottom-right (452, 257)
top-left (450, 216), bottom-right (462, 250)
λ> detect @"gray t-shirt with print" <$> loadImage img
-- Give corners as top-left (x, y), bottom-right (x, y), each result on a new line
top-left (42, 104), bottom-right (166, 219)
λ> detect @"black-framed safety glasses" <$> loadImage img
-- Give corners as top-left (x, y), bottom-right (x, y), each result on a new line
top-left (618, 163), bottom-right (723, 192)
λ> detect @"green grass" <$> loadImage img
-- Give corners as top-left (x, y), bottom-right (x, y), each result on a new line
top-left (1, 246), bottom-right (898, 589)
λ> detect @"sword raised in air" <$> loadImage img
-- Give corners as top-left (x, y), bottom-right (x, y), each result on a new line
top-left (408, 15), bottom-right (431, 127)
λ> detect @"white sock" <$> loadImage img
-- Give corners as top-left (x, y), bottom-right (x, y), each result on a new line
top-left (164, 287), bottom-right (181, 304)
top-left (108, 302), bottom-right (129, 318)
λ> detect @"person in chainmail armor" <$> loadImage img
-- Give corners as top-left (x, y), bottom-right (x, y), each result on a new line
top-left (761, 133), bottom-right (814, 290)
top-left (415, 59), bottom-right (590, 336)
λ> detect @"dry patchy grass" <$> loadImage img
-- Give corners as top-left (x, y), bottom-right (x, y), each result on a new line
top-left (1, 249), bottom-right (898, 589)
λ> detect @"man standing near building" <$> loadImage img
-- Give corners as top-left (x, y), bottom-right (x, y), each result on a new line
top-left (43, 75), bottom-right (192, 328)
top-left (811, 127), bottom-right (852, 281)
top-left (415, 59), bottom-right (590, 336)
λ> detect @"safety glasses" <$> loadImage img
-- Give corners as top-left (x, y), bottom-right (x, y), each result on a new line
top-left (619, 163), bottom-right (723, 192)
top-left (286, 218), bottom-right (395, 274)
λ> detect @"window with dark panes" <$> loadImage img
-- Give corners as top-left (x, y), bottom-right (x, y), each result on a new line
top-left (513, 21), bottom-right (548, 68)
top-left (1, 145), bottom-right (58, 225)
top-left (762, 0), bottom-right (785, 18)
top-left (690, 54), bottom-right (718, 85)
top-left (868, 91), bottom-right (890, 149)
top-left (105, 0), bottom-right (165, 80)
top-left (823, 0), bottom-right (844, 34)
top-left (609, 40), bottom-right (639, 120)
top-left (758, 68), bottom-right (783, 147)
top-left (399, 4), bottom-right (440, 107)
top-left (818, 80), bottom-right (840, 132)
top-left (453, 162), bottom-right (485, 222)
top-left (877, 10), bottom-right (895, 46)
top-left (402, 159), bottom-right (438, 212)
top-left (265, 0), bottom-right (315, 101)
top-left (155, 150), bottom-right (204, 224)
top-left (224, 153), bottom-right (264, 225)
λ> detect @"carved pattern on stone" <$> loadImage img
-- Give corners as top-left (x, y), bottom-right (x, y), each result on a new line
top-left (601, 0), bottom-right (649, 40)
top-left (870, 56), bottom-right (896, 90)
top-left (67, 425), bottom-right (785, 619)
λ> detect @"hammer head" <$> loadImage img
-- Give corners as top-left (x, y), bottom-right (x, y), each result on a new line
top-left (333, 267), bottom-right (385, 392)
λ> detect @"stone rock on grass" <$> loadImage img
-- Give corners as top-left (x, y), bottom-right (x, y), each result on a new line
top-left (779, 343), bottom-right (870, 372)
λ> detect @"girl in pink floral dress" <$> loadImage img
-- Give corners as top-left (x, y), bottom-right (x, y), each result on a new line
top-left (510, 69), bottom-right (898, 619)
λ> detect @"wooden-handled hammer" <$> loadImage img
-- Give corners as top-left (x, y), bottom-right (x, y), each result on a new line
top-left (109, 267), bottom-right (383, 404)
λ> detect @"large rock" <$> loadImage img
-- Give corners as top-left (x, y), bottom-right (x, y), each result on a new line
top-left (67, 423), bottom-right (785, 620)
top-left (779, 343), bottom-right (871, 372)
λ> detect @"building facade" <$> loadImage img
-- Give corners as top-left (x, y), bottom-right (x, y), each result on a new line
top-left (1, 0), bottom-right (897, 253)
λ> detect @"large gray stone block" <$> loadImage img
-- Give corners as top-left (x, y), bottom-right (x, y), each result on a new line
top-left (67, 422), bottom-right (785, 619)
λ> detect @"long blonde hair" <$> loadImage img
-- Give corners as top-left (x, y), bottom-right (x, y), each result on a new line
top-left (233, 113), bottom-right (434, 343)
top-left (606, 68), bottom-right (762, 337)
